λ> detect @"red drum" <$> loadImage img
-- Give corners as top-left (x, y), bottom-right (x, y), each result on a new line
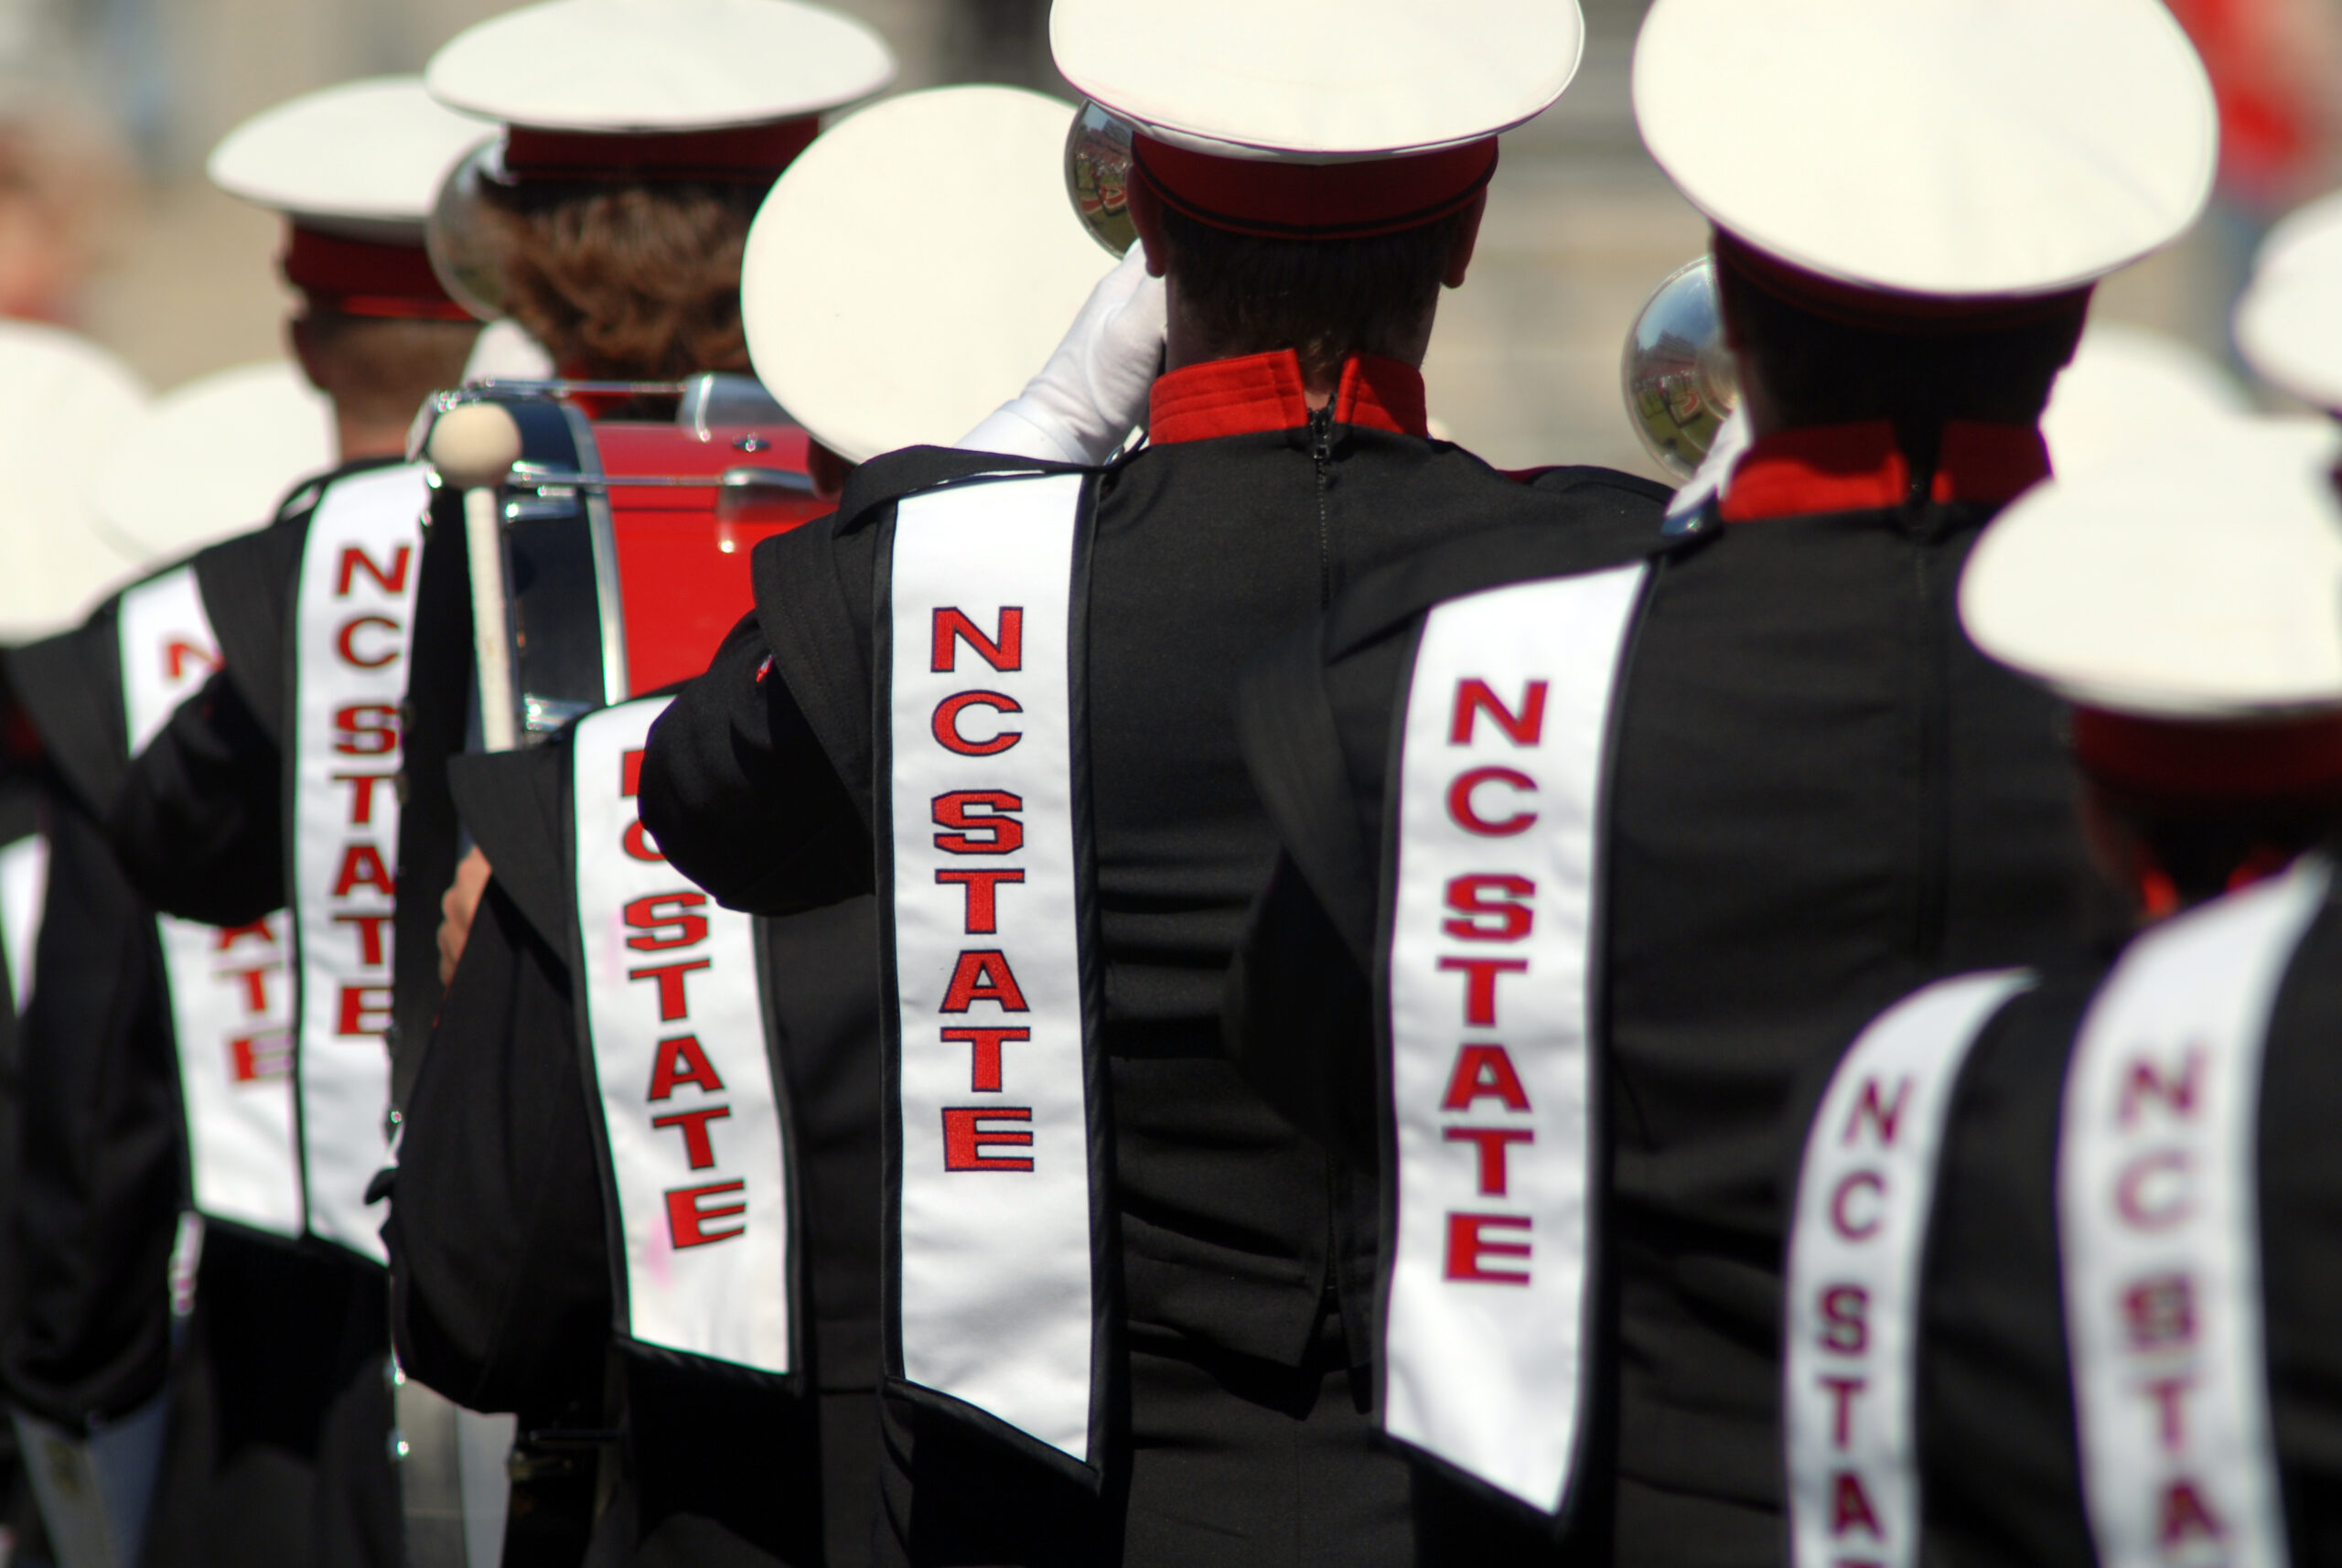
top-left (420, 374), bottom-right (830, 738)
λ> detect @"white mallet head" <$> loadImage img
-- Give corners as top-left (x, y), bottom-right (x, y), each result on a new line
top-left (427, 401), bottom-right (523, 491)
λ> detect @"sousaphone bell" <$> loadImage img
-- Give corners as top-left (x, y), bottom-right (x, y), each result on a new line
top-left (1065, 100), bottom-right (1138, 257)
top-left (1622, 254), bottom-right (1739, 479)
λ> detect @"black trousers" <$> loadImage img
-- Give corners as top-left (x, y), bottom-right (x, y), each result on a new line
top-left (876, 1314), bottom-right (1413, 1568)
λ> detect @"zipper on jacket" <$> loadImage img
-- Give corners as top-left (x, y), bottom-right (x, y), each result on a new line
top-left (1308, 404), bottom-right (1335, 607)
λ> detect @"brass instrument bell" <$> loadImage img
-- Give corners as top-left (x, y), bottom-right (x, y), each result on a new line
top-left (1065, 100), bottom-right (1138, 257)
top-left (426, 139), bottom-right (513, 323)
top-left (1621, 254), bottom-right (1739, 480)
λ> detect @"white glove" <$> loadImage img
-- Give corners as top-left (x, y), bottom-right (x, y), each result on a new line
top-left (958, 244), bottom-right (1166, 465)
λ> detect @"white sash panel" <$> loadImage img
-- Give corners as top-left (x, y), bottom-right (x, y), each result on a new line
top-left (1383, 565), bottom-right (1646, 1513)
top-left (886, 474), bottom-right (1095, 1464)
top-left (290, 465), bottom-right (427, 1261)
top-left (0, 828), bottom-right (47, 1017)
top-left (1785, 969), bottom-right (2036, 1568)
top-left (2061, 859), bottom-right (2328, 1568)
top-left (572, 696), bottom-right (792, 1375)
top-left (119, 566), bottom-right (302, 1239)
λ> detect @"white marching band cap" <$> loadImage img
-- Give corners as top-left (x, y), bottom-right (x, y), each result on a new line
top-left (1051, 0), bottom-right (1583, 160)
top-left (1051, 0), bottom-right (1583, 242)
top-left (210, 77), bottom-right (486, 320)
top-left (744, 85), bottom-right (1114, 464)
top-left (2235, 190), bottom-right (2342, 409)
top-left (2042, 324), bottom-right (2251, 481)
top-left (426, 0), bottom-right (894, 139)
top-left (1635, 0), bottom-right (2217, 302)
top-left (1962, 419), bottom-right (2342, 720)
top-left (94, 361), bottom-right (335, 564)
top-left (209, 76), bottom-right (490, 235)
top-left (0, 322), bottom-right (149, 641)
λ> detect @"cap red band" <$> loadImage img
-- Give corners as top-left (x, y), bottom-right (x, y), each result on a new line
top-left (1131, 134), bottom-right (1497, 242)
top-left (500, 119), bottom-right (820, 184)
top-left (1713, 229), bottom-right (2093, 336)
top-left (281, 226), bottom-right (471, 322)
top-left (2073, 706), bottom-right (2342, 807)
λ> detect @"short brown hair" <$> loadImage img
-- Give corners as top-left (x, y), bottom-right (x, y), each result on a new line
top-left (297, 311), bottom-right (479, 430)
top-left (1155, 203), bottom-right (1469, 387)
top-left (479, 179), bottom-right (762, 380)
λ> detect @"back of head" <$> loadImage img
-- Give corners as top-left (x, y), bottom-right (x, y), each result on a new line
top-left (296, 310), bottom-right (481, 432)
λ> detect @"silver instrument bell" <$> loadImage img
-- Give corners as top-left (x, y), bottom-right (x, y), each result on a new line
top-left (1621, 255), bottom-right (1739, 480)
top-left (427, 139), bottom-right (513, 324)
top-left (1065, 101), bottom-right (1138, 258)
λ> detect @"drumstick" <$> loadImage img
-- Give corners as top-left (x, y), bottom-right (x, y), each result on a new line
top-left (427, 403), bottom-right (525, 753)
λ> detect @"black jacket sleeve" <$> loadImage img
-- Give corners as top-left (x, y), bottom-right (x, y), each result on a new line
top-left (384, 875), bottom-right (609, 1414)
top-left (638, 613), bottom-right (870, 918)
top-left (106, 669), bottom-right (284, 927)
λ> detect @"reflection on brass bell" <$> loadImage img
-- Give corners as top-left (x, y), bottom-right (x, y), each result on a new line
top-left (426, 139), bottom-right (513, 324)
top-left (1065, 101), bottom-right (1138, 258)
top-left (1621, 254), bottom-right (1739, 480)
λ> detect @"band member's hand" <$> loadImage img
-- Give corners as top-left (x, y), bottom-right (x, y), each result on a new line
top-left (438, 847), bottom-right (493, 987)
top-left (956, 243), bottom-right (1166, 464)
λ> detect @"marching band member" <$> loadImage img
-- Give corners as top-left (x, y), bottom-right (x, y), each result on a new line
top-left (393, 82), bottom-right (1115, 1568)
top-left (78, 75), bottom-right (487, 1568)
top-left (637, 2), bottom-right (1668, 1560)
top-left (1218, 0), bottom-right (2216, 1560)
top-left (1782, 418), bottom-right (2342, 1568)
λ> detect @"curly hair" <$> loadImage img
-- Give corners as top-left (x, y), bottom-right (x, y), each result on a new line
top-left (479, 179), bottom-right (762, 380)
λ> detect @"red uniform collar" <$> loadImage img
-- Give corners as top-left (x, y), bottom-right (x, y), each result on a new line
top-left (1147, 350), bottom-right (1430, 446)
top-left (1717, 421), bottom-right (2051, 523)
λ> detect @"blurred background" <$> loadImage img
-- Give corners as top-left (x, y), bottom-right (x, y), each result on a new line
top-left (6, 0), bottom-right (2341, 479)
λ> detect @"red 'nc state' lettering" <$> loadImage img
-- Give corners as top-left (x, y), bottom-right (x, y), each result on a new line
top-left (1444, 1126), bottom-right (1533, 1195)
top-left (1830, 1471), bottom-right (1884, 1540)
top-left (1819, 1283), bottom-right (1869, 1353)
top-left (332, 913), bottom-right (391, 966)
top-left (932, 607), bottom-right (1023, 672)
top-left (932, 693), bottom-right (1022, 757)
top-left (932, 791), bottom-right (1024, 854)
top-left (1441, 1044), bottom-right (1532, 1111)
top-left (647, 1035), bottom-right (725, 1101)
top-left (652, 1105), bottom-right (732, 1169)
top-left (667, 1180), bottom-right (747, 1248)
top-left (337, 984), bottom-right (390, 1036)
top-left (1445, 1212), bottom-right (1531, 1284)
top-left (943, 1026), bottom-right (1027, 1091)
top-left (335, 615), bottom-right (400, 669)
top-left (940, 950), bottom-right (1028, 1013)
top-left (213, 919), bottom-right (276, 952)
top-left (331, 844), bottom-right (394, 898)
top-left (1840, 1077), bottom-right (1910, 1148)
top-left (2120, 1050), bottom-right (2205, 1127)
top-left (2116, 1150), bottom-right (2193, 1230)
top-left (1446, 768), bottom-right (1538, 836)
top-left (165, 640), bottom-right (219, 682)
top-left (330, 772), bottom-right (394, 826)
top-left (334, 703), bottom-right (399, 757)
top-left (942, 1107), bottom-right (1034, 1170)
top-left (231, 1032), bottom-right (291, 1082)
top-left (2158, 1480), bottom-right (2224, 1547)
top-left (630, 959), bottom-right (711, 1021)
top-left (625, 892), bottom-right (709, 951)
top-left (1830, 1171), bottom-right (1885, 1240)
top-left (1450, 678), bottom-right (1548, 746)
top-left (336, 544), bottom-right (412, 597)
top-left (1819, 1374), bottom-right (1865, 1448)
top-left (1443, 875), bottom-right (1534, 940)
top-left (937, 869), bottom-right (1025, 933)
top-left (1437, 957), bottom-right (1528, 1027)
top-left (220, 963), bottom-right (279, 1013)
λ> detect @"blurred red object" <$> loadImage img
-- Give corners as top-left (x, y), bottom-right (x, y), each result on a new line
top-left (2168, 0), bottom-right (2341, 210)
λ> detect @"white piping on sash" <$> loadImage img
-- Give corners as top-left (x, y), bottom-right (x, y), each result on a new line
top-left (290, 464), bottom-right (427, 1260)
top-left (119, 565), bottom-right (302, 1239)
top-left (886, 473), bottom-right (1094, 1463)
top-left (572, 694), bottom-right (792, 1375)
top-left (1382, 564), bottom-right (1645, 1513)
top-left (2061, 857), bottom-right (2328, 1568)
top-left (1785, 968), bottom-right (2036, 1568)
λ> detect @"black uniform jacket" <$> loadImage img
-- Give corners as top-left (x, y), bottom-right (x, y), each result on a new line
top-left (389, 718), bottom-right (883, 1568)
top-left (1225, 420), bottom-right (2106, 1563)
top-left (54, 467), bottom-right (408, 1568)
top-left (1912, 883), bottom-right (2342, 1567)
top-left (638, 350), bottom-right (1671, 1381)
top-left (107, 458), bottom-right (400, 929)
